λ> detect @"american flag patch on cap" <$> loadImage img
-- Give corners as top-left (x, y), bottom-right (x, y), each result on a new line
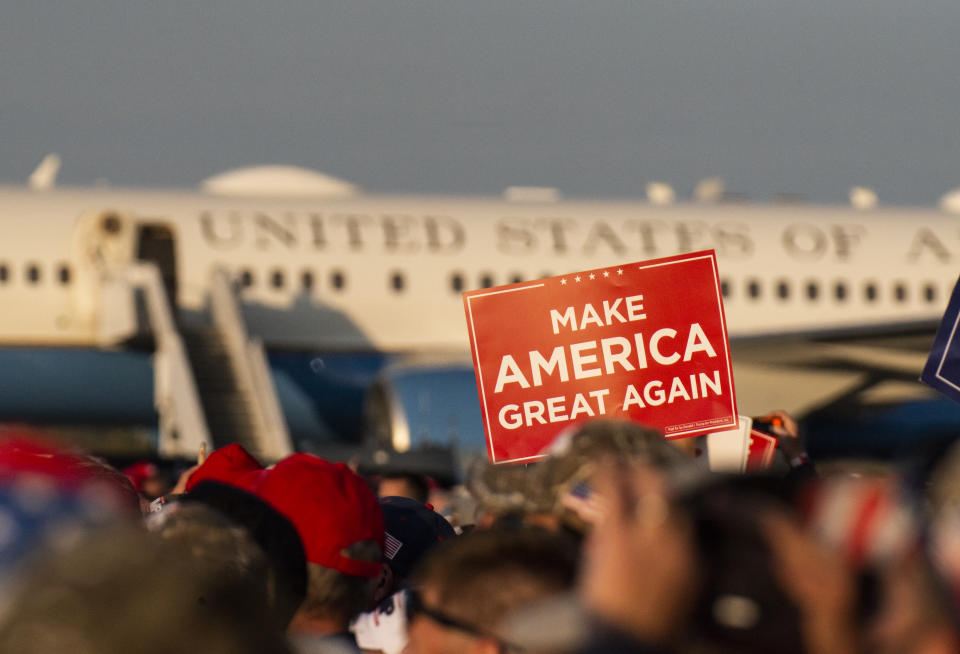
top-left (384, 532), bottom-right (403, 560)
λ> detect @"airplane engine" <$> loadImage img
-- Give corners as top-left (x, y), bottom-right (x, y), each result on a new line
top-left (361, 360), bottom-right (486, 479)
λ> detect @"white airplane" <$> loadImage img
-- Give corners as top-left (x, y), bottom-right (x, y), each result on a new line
top-left (0, 159), bottom-right (956, 460)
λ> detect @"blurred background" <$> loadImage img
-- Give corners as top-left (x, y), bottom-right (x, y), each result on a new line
top-left (3, 1), bottom-right (960, 474)
top-left (3, 1), bottom-right (960, 204)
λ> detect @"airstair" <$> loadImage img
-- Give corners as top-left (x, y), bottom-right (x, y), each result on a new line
top-left (180, 270), bottom-right (292, 461)
top-left (102, 263), bottom-right (292, 461)
top-left (182, 326), bottom-right (265, 457)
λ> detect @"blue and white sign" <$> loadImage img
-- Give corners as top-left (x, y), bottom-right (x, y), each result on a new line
top-left (922, 276), bottom-right (960, 403)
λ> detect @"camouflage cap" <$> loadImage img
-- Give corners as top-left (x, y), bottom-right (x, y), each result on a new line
top-left (466, 420), bottom-right (688, 528)
top-left (536, 419), bottom-right (688, 530)
top-left (466, 457), bottom-right (553, 518)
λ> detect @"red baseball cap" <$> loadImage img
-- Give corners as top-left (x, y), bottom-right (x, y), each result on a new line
top-left (0, 437), bottom-right (141, 516)
top-left (185, 443), bottom-right (265, 492)
top-left (253, 454), bottom-right (384, 578)
top-left (122, 461), bottom-right (158, 492)
top-left (186, 445), bottom-right (384, 578)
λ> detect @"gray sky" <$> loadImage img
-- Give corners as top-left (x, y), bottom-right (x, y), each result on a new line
top-left (2, 1), bottom-right (959, 205)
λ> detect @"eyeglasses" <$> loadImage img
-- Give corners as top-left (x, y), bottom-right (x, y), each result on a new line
top-left (405, 588), bottom-right (524, 651)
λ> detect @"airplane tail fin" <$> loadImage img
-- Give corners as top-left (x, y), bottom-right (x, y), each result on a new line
top-left (28, 154), bottom-right (61, 190)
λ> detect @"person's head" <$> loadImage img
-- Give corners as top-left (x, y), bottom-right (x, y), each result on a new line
top-left (182, 480), bottom-right (308, 628)
top-left (186, 445), bottom-right (386, 633)
top-left (376, 496), bottom-right (456, 600)
top-left (0, 437), bottom-right (142, 519)
top-left (147, 501), bottom-right (282, 624)
top-left (466, 458), bottom-right (554, 529)
top-left (539, 419), bottom-right (687, 530)
top-left (123, 461), bottom-right (170, 500)
top-left (292, 540), bottom-right (382, 633)
top-left (0, 437), bottom-right (142, 587)
top-left (252, 453), bottom-right (385, 633)
top-left (406, 526), bottom-right (577, 654)
top-left (0, 526), bottom-right (290, 654)
top-left (468, 420), bottom-right (688, 532)
top-left (378, 473), bottom-right (430, 504)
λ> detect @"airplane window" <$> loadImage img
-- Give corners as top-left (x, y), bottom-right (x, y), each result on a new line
top-left (302, 271), bottom-right (314, 291)
top-left (510, 273), bottom-right (524, 284)
top-left (540, 272), bottom-right (553, 279)
top-left (391, 271), bottom-right (405, 293)
top-left (239, 269), bottom-right (254, 288)
top-left (894, 282), bottom-right (907, 303)
top-left (835, 282), bottom-right (847, 301)
top-left (451, 273), bottom-right (464, 293)
top-left (720, 279), bottom-right (731, 298)
top-left (0, 265), bottom-right (8, 283)
top-left (58, 264), bottom-right (71, 285)
top-left (479, 273), bottom-right (495, 289)
top-left (271, 270), bottom-right (285, 289)
top-left (924, 284), bottom-right (937, 303)
top-left (747, 279), bottom-right (761, 299)
top-left (865, 282), bottom-right (877, 302)
top-left (776, 280), bottom-right (790, 300)
top-left (26, 264), bottom-right (40, 284)
top-left (331, 270), bottom-right (346, 291)
top-left (806, 281), bottom-right (819, 300)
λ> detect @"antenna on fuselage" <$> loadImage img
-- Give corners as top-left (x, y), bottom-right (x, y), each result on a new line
top-left (940, 188), bottom-right (960, 214)
top-left (849, 186), bottom-right (878, 210)
top-left (28, 154), bottom-right (61, 190)
top-left (646, 181), bottom-right (675, 206)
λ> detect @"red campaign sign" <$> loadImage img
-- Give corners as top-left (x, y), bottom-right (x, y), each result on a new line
top-left (746, 430), bottom-right (779, 471)
top-left (463, 250), bottom-right (738, 464)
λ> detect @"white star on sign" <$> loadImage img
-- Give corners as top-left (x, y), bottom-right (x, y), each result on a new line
top-left (603, 271), bottom-right (610, 278)
top-left (560, 278), bottom-right (567, 285)
top-left (589, 273), bottom-right (596, 280)
top-left (617, 268), bottom-right (624, 275)
top-left (575, 275), bottom-right (582, 282)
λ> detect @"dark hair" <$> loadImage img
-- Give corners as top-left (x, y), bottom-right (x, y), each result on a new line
top-left (152, 502), bottom-right (272, 609)
top-left (414, 526), bottom-right (577, 632)
top-left (183, 481), bottom-right (307, 627)
top-left (298, 540), bottom-right (382, 626)
top-left (0, 526), bottom-right (290, 654)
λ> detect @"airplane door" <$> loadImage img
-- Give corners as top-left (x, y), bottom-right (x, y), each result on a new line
top-left (136, 224), bottom-right (178, 311)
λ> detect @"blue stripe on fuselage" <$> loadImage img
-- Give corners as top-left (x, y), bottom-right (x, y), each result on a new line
top-left (0, 347), bottom-right (392, 444)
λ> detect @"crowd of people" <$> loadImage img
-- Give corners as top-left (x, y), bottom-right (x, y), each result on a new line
top-left (0, 416), bottom-right (958, 654)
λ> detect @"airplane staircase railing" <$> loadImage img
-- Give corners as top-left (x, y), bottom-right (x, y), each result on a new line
top-left (113, 263), bottom-right (211, 458)
top-left (202, 269), bottom-right (292, 461)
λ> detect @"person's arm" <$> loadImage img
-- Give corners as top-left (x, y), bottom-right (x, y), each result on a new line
top-left (763, 512), bottom-right (860, 654)
top-left (579, 463), bottom-right (697, 651)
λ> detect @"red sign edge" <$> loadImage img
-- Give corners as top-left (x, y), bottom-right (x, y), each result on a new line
top-left (463, 282), bottom-right (549, 463)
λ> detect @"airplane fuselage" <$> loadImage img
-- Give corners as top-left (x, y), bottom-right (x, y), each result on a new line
top-left (0, 186), bottom-right (955, 351)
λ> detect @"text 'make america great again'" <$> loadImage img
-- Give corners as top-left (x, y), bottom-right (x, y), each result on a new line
top-left (463, 250), bottom-right (738, 464)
